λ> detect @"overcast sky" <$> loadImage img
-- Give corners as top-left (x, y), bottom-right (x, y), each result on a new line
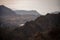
top-left (0, 0), bottom-right (60, 15)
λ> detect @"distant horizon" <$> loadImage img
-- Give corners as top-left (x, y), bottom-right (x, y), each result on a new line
top-left (0, 0), bottom-right (60, 15)
top-left (0, 5), bottom-right (60, 15)
top-left (14, 9), bottom-right (60, 15)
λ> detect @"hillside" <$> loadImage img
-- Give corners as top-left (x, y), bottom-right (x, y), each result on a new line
top-left (0, 5), bottom-right (40, 28)
top-left (0, 5), bottom-right (16, 16)
top-left (0, 12), bottom-right (60, 40)
top-left (13, 12), bottom-right (60, 40)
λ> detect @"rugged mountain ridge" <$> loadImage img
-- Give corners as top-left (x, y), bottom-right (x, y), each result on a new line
top-left (0, 5), bottom-right (16, 16)
top-left (0, 5), bottom-right (40, 27)
top-left (0, 5), bottom-right (60, 40)
top-left (0, 12), bottom-right (60, 40)
top-left (15, 10), bottom-right (40, 15)
top-left (13, 12), bottom-right (60, 40)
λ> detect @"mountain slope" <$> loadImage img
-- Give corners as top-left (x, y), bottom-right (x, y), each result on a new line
top-left (13, 12), bottom-right (60, 40)
top-left (0, 5), bottom-right (16, 16)
top-left (0, 5), bottom-right (40, 27)
top-left (15, 10), bottom-right (40, 15)
top-left (0, 12), bottom-right (60, 40)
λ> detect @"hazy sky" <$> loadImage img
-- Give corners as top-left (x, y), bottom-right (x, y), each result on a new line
top-left (0, 0), bottom-right (60, 15)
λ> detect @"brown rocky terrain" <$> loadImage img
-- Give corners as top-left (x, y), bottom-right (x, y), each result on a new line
top-left (0, 12), bottom-right (60, 40)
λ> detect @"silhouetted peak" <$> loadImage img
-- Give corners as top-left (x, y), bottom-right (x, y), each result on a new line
top-left (0, 5), bottom-right (5, 7)
top-left (0, 5), bottom-right (4, 7)
top-left (0, 5), bottom-right (16, 16)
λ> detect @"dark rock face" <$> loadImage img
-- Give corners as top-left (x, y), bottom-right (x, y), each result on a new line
top-left (0, 5), bottom-right (60, 40)
top-left (35, 12), bottom-right (60, 31)
top-left (13, 12), bottom-right (60, 40)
